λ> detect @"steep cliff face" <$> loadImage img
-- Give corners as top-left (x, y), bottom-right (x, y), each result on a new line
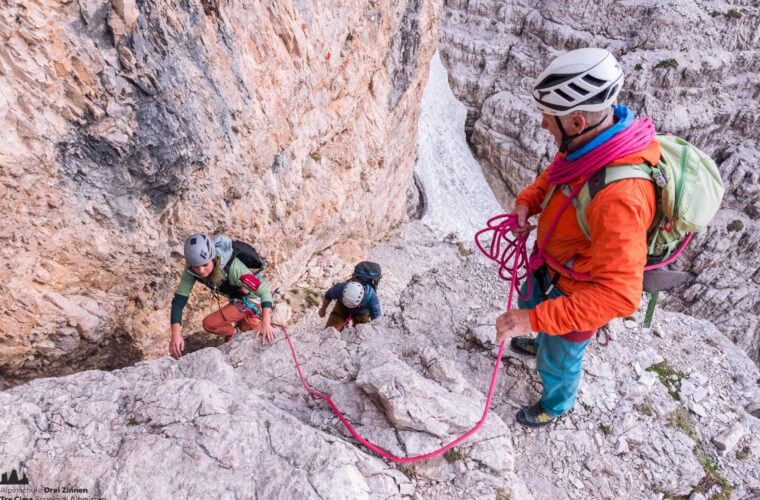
top-left (0, 0), bottom-right (441, 388)
top-left (439, 0), bottom-right (760, 363)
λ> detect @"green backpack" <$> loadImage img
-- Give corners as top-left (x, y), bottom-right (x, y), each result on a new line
top-left (543, 134), bottom-right (725, 327)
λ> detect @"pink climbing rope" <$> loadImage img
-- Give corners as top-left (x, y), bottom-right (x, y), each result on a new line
top-left (506, 116), bottom-right (691, 282)
top-left (548, 117), bottom-right (655, 185)
top-left (474, 214), bottom-right (533, 301)
top-left (271, 215), bottom-right (526, 463)
top-left (336, 315), bottom-right (353, 331)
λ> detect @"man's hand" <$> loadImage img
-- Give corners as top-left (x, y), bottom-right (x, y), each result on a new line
top-left (318, 298), bottom-right (330, 318)
top-left (512, 204), bottom-right (536, 235)
top-left (169, 332), bottom-right (184, 357)
top-left (495, 309), bottom-right (533, 344)
top-left (255, 323), bottom-right (277, 344)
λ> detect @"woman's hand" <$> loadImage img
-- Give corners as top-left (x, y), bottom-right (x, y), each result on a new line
top-left (256, 323), bottom-right (277, 344)
top-left (495, 309), bottom-right (533, 344)
top-left (256, 308), bottom-right (276, 344)
top-left (169, 332), bottom-right (184, 357)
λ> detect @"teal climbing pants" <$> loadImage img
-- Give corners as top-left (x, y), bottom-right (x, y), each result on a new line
top-left (517, 269), bottom-right (594, 416)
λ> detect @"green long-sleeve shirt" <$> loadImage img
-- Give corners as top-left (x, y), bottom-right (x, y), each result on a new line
top-left (170, 258), bottom-right (273, 325)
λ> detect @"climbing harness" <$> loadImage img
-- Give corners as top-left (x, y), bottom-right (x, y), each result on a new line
top-left (596, 330), bottom-right (610, 346)
top-left (336, 315), bottom-right (353, 331)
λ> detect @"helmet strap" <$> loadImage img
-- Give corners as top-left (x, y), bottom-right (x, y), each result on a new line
top-left (555, 114), bottom-right (608, 153)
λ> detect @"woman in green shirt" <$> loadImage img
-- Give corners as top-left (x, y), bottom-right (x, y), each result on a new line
top-left (168, 233), bottom-right (275, 357)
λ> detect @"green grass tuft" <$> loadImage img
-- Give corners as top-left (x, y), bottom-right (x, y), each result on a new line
top-left (495, 488), bottom-right (511, 500)
top-left (667, 407), bottom-right (696, 440)
top-left (456, 241), bottom-right (471, 257)
top-left (635, 403), bottom-right (654, 416)
top-left (726, 9), bottom-right (742, 18)
top-left (443, 448), bottom-right (466, 463)
top-left (646, 360), bottom-right (686, 400)
top-left (655, 58), bottom-right (679, 69)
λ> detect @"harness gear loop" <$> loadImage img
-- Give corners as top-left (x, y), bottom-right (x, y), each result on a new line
top-left (535, 265), bottom-right (560, 300)
top-left (596, 330), bottom-right (610, 346)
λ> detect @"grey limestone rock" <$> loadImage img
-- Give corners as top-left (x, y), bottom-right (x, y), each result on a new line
top-left (2, 221), bottom-right (760, 498)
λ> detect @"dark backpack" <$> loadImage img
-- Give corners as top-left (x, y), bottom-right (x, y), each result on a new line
top-left (226, 240), bottom-right (264, 273)
top-left (352, 261), bottom-right (382, 290)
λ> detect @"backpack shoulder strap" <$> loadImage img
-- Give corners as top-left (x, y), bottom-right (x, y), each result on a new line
top-left (575, 163), bottom-right (653, 240)
top-left (224, 249), bottom-right (240, 274)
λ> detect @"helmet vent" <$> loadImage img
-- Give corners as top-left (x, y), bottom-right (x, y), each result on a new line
top-left (568, 83), bottom-right (589, 96)
top-left (535, 72), bottom-right (578, 90)
top-left (583, 91), bottom-right (608, 105)
top-left (190, 237), bottom-right (197, 244)
top-left (554, 89), bottom-right (573, 102)
top-left (581, 74), bottom-right (606, 87)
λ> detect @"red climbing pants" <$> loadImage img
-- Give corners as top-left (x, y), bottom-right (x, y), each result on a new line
top-left (202, 303), bottom-right (261, 338)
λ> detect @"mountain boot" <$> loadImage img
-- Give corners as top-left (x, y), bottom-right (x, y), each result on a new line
top-left (516, 401), bottom-right (557, 428)
top-left (510, 335), bottom-right (537, 357)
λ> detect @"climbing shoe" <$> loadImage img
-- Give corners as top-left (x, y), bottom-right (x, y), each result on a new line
top-left (225, 327), bottom-right (243, 343)
top-left (510, 336), bottom-right (537, 357)
top-left (516, 401), bottom-right (557, 428)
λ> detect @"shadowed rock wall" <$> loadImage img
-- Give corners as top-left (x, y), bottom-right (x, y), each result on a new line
top-left (0, 0), bottom-right (441, 388)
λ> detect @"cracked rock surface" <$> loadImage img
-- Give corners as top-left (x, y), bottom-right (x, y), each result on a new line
top-left (2, 221), bottom-right (759, 498)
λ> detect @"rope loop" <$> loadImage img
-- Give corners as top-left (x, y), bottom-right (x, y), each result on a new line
top-left (474, 214), bottom-right (532, 301)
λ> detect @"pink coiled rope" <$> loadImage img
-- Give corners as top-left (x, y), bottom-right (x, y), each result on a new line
top-left (502, 116), bottom-right (690, 282)
top-left (474, 214), bottom-right (533, 301)
top-left (548, 117), bottom-right (655, 185)
top-left (274, 215), bottom-right (526, 463)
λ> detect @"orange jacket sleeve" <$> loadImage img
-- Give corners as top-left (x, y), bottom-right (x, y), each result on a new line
top-left (515, 169), bottom-right (552, 217)
top-left (529, 178), bottom-right (655, 334)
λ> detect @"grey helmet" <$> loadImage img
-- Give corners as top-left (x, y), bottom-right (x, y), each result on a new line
top-left (184, 233), bottom-right (215, 267)
top-left (341, 281), bottom-right (366, 309)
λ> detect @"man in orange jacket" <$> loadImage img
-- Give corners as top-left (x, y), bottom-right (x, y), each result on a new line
top-left (494, 48), bottom-right (658, 427)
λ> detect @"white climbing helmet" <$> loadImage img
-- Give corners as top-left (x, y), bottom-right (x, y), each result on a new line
top-left (184, 233), bottom-right (215, 267)
top-left (341, 281), bottom-right (366, 309)
top-left (532, 48), bottom-right (624, 116)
